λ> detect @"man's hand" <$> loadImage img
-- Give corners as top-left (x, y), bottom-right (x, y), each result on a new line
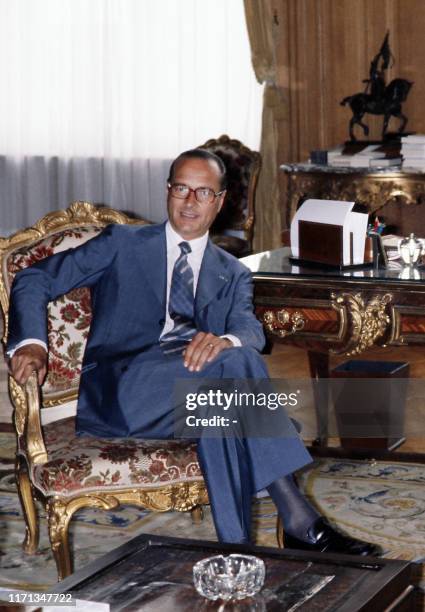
top-left (9, 344), bottom-right (48, 386)
top-left (183, 332), bottom-right (233, 372)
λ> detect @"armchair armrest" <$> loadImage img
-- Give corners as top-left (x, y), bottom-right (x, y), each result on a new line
top-left (24, 372), bottom-right (48, 465)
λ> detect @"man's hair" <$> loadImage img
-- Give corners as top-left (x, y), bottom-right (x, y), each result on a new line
top-left (168, 148), bottom-right (227, 190)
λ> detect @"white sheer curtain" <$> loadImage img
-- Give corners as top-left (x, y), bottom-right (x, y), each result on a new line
top-left (0, 0), bottom-right (262, 234)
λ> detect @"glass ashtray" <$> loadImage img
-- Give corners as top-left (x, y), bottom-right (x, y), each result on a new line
top-left (193, 554), bottom-right (265, 601)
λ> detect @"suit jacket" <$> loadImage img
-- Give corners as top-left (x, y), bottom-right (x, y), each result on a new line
top-left (7, 222), bottom-right (265, 418)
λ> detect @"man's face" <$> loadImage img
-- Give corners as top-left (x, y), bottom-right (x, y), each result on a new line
top-left (167, 157), bottom-right (226, 241)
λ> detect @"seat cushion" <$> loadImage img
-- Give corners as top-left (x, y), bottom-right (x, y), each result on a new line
top-left (28, 417), bottom-right (203, 498)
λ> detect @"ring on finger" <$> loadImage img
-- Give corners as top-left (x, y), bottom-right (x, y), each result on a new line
top-left (207, 343), bottom-right (214, 349)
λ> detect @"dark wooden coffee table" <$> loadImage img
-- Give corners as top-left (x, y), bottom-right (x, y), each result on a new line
top-left (53, 534), bottom-right (416, 611)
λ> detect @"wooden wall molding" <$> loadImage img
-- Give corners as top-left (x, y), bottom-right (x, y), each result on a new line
top-left (272, 0), bottom-right (425, 228)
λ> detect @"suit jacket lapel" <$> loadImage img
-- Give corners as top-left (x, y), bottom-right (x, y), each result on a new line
top-left (195, 240), bottom-right (229, 313)
top-left (138, 224), bottom-right (167, 308)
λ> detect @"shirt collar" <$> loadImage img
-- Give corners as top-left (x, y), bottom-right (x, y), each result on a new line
top-left (165, 221), bottom-right (209, 256)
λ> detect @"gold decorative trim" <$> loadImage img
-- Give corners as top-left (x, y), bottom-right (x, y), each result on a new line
top-left (283, 168), bottom-right (425, 228)
top-left (25, 373), bottom-right (48, 465)
top-left (47, 483), bottom-right (209, 579)
top-left (389, 304), bottom-right (403, 345)
top-left (9, 376), bottom-right (27, 435)
top-left (36, 389), bottom-right (78, 409)
top-left (16, 456), bottom-right (39, 554)
top-left (262, 309), bottom-right (305, 338)
top-left (0, 201), bottom-right (145, 251)
top-left (256, 297), bottom-right (347, 344)
top-left (330, 292), bottom-right (392, 355)
top-left (331, 296), bottom-right (348, 343)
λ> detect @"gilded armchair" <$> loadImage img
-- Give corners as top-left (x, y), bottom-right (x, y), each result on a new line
top-left (0, 202), bottom-right (208, 580)
top-left (200, 134), bottom-right (261, 258)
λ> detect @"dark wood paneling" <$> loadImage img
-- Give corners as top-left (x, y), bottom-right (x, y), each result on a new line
top-left (275, 0), bottom-right (425, 191)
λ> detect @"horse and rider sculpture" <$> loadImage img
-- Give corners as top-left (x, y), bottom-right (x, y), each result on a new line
top-left (341, 32), bottom-right (413, 141)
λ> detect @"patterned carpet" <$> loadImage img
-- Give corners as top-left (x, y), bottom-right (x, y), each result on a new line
top-left (297, 458), bottom-right (425, 563)
top-left (1, 424), bottom-right (425, 590)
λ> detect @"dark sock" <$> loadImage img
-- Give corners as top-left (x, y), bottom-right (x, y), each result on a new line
top-left (266, 474), bottom-right (320, 541)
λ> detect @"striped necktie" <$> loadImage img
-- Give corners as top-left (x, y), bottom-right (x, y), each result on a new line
top-left (161, 241), bottom-right (197, 352)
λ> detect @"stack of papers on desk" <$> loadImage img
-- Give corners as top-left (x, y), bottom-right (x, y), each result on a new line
top-left (325, 144), bottom-right (401, 168)
top-left (401, 135), bottom-right (425, 170)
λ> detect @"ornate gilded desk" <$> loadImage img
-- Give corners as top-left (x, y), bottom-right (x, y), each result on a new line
top-left (281, 164), bottom-right (425, 235)
top-left (242, 248), bottom-right (425, 452)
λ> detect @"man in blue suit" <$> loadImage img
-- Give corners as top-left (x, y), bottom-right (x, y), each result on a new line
top-left (8, 149), bottom-right (378, 555)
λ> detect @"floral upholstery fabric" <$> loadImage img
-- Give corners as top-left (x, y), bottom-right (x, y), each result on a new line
top-left (5, 226), bottom-right (103, 398)
top-left (29, 417), bottom-right (203, 498)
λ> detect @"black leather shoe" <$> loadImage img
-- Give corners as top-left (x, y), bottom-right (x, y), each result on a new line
top-left (284, 518), bottom-right (381, 556)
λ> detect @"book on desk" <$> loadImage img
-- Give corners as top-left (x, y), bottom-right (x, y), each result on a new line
top-left (311, 142), bottom-right (402, 168)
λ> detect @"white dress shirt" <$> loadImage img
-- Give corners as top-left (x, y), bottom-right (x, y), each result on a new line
top-left (9, 222), bottom-right (240, 356)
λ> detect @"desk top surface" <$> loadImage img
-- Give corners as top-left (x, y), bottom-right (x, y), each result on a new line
top-left (241, 247), bottom-right (425, 284)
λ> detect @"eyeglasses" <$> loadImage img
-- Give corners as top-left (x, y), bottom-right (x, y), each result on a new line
top-left (168, 182), bottom-right (225, 205)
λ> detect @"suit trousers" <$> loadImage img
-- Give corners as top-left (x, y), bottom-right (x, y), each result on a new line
top-left (76, 345), bottom-right (312, 543)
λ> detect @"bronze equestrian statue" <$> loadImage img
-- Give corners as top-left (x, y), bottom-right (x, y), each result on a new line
top-left (341, 33), bottom-right (413, 141)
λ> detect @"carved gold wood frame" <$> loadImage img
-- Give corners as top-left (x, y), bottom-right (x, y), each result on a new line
top-left (17, 418), bottom-right (208, 579)
top-left (18, 373), bottom-right (209, 580)
top-left (330, 292), bottom-right (393, 356)
top-left (262, 309), bottom-right (305, 338)
top-left (44, 481), bottom-right (209, 579)
top-left (15, 355), bottom-right (209, 582)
